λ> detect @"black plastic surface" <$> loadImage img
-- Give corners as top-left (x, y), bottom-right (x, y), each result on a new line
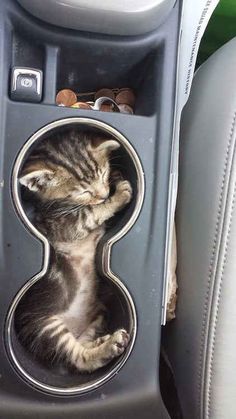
top-left (0, 0), bottom-right (180, 417)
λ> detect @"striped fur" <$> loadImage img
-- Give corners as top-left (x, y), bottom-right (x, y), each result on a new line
top-left (15, 130), bottom-right (132, 372)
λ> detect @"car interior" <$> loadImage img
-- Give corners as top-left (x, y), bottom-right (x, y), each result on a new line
top-left (0, 0), bottom-right (236, 418)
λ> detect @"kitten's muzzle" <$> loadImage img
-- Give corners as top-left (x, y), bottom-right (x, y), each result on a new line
top-left (93, 195), bottom-right (109, 205)
top-left (92, 188), bottom-right (109, 202)
top-left (98, 191), bottom-right (109, 200)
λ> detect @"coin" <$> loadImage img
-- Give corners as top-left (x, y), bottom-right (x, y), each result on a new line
top-left (56, 89), bottom-right (77, 106)
top-left (100, 103), bottom-right (114, 112)
top-left (116, 89), bottom-right (135, 107)
top-left (118, 104), bottom-right (134, 114)
top-left (71, 102), bottom-right (92, 109)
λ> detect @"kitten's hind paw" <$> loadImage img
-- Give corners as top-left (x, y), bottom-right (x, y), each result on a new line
top-left (76, 329), bottom-right (130, 372)
top-left (109, 329), bottom-right (130, 356)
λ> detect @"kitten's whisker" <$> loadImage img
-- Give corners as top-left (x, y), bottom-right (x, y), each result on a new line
top-left (109, 155), bottom-right (123, 161)
top-left (110, 163), bottom-right (123, 168)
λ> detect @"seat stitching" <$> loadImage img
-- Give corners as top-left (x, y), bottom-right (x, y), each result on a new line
top-left (197, 111), bottom-right (236, 418)
top-left (206, 182), bottom-right (236, 418)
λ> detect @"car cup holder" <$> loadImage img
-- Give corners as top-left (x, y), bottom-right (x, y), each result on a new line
top-left (5, 117), bottom-right (145, 395)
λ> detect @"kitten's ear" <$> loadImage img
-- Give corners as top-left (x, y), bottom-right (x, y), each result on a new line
top-left (19, 162), bottom-right (55, 192)
top-left (92, 138), bottom-right (120, 154)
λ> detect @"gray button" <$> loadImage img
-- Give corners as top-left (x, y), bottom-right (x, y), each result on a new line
top-left (11, 67), bottom-right (43, 103)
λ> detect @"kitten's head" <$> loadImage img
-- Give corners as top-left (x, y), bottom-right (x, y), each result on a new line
top-left (19, 135), bottom-right (120, 206)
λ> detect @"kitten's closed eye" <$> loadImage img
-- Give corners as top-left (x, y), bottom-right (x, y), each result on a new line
top-left (78, 191), bottom-right (92, 197)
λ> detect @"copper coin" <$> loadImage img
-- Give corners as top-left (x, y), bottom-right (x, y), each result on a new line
top-left (71, 102), bottom-right (92, 109)
top-left (100, 103), bottom-right (114, 112)
top-left (95, 88), bottom-right (115, 101)
top-left (56, 89), bottom-right (77, 106)
top-left (118, 104), bottom-right (134, 114)
top-left (116, 89), bottom-right (135, 107)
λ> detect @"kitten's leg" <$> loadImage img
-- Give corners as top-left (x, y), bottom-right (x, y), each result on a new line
top-left (77, 315), bottom-right (131, 368)
top-left (76, 328), bottom-right (130, 371)
top-left (91, 179), bottom-right (133, 226)
top-left (78, 315), bottom-right (111, 349)
top-left (79, 315), bottom-right (129, 350)
top-left (39, 315), bottom-right (130, 372)
top-left (82, 334), bottom-right (111, 349)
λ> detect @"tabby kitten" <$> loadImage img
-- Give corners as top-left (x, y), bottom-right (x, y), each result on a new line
top-left (15, 130), bottom-right (132, 372)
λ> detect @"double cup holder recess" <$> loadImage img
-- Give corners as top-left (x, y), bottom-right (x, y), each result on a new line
top-left (7, 119), bottom-right (144, 395)
top-left (0, 0), bottom-right (181, 418)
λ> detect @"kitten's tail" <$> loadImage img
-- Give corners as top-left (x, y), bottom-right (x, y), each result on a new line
top-left (37, 316), bottom-right (128, 372)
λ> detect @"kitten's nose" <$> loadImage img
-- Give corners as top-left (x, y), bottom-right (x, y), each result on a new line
top-left (99, 191), bottom-right (109, 200)
top-left (95, 187), bottom-right (109, 200)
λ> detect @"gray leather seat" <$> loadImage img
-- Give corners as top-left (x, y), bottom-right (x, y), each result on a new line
top-left (164, 37), bottom-right (236, 419)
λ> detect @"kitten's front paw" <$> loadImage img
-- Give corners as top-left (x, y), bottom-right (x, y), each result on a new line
top-left (116, 180), bottom-right (133, 205)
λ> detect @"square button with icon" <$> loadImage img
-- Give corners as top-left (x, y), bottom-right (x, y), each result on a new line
top-left (10, 67), bottom-right (43, 103)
